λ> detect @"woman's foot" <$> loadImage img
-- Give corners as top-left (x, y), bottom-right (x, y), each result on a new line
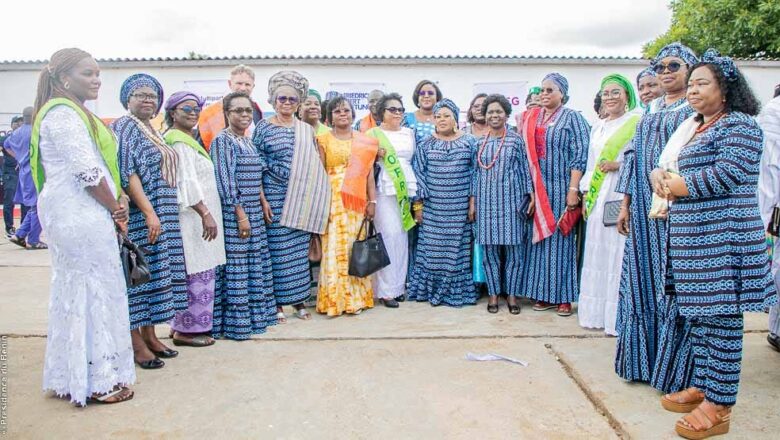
top-left (25, 241), bottom-right (48, 250)
top-left (380, 298), bottom-right (399, 308)
top-left (507, 297), bottom-right (521, 315)
top-left (395, 294), bottom-right (406, 302)
top-left (662, 387), bottom-right (705, 413)
top-left (88, 386), bottom-right (134, 405)
top-left (8, 235), bottom-right (26, 248)
top-left (293, 303), bottom-right (312, 320)
top-left (140, 325), bottom-right (178, 358)
top-left (556, 303), bottom-right (572, 317)
top-left (532, 301), bottom-right (556, 311)
top-left (487, 296), bottom-right (499, 314)
top-left (675, 400), bottom-right (731, 439)
top-left (172, 332), bottom-right (215, 347)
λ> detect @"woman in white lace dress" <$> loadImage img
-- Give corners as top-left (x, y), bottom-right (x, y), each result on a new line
top-left (32, 48), bottom-right (135, 405)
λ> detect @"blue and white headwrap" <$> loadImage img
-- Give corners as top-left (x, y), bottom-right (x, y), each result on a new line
top-left (701, 48), bottom-right (739, 82)
top-left (120, 73), bottom-right (164, 111)
top-left (636, 66), bottom-right (656, 85)
top-left (543, 72), bottom-right (569, 104)
top-left (432, 98), bottom-right (460, 124)
top-left (653, 42), bottom-right (699, 68)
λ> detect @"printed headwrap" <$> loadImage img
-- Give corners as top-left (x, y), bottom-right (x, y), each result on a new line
top-left (120, 73), bottom-right (164, 111)
top-left (601, 73), bottom-right (638, 111)
top-left (307, 89), bottom-right (322, 103)
top-left (653, 42), bottom-right (699, 68)
top-left (267, 70), bottom-right (309, 104)
top-left (432, 98), bottom-right (460, 124)
top-left (636, 66), bottom-right (656, 84)
top-left (701, 48), bottom-right (738, 82)
top-left (164, 91), bottom-right (205, 111)
top-left (543, 72), bottom-right (569, 104)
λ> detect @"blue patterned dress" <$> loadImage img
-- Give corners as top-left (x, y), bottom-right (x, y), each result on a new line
top-left (522, 108), bottom-right (590, 304)
top-left (252, 119), bottom-right (312, 306)
top-left (613, 96), bottom-right (694, 391)
top-left (404, 113), bottom-right (435, 145)
top-left (114, 116), bottom-right (186, 330)
top-left (210, 129), bottom-right (277, 340)
top-left (474, 130), bottom-right (533, 296)
top-left (408, 134), bottom-right (478, 306)
top-left (669, 112), bottom-right (776, 405)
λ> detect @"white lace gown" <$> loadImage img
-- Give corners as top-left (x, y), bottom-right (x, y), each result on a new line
top-left (578, 114), bottom-right (631, 336)
top-left (38, 106), bottom-right (135, 406)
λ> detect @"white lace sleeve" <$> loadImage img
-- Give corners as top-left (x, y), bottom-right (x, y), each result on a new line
top-left (40, 106), bottom-right (106, 188)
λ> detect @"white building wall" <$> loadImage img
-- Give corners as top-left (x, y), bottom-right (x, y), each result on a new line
top-left (1, 57), bottom-right (778, 130)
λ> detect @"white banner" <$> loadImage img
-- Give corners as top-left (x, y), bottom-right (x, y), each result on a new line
top-left (183, 79), bottom-right (231, 106)
top-left (326, 82), bottom-right (385, 120)
top-left (472, 81), bottom-right (529, 125)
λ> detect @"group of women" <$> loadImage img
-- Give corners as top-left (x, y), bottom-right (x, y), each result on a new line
top-left (32, 44), bottom-right (777, 439)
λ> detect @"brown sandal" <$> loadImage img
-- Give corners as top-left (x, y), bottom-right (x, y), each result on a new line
top-left (662, 387), bottom-right (705, 413)
top-left (675, 402), bottom-right (730, 439)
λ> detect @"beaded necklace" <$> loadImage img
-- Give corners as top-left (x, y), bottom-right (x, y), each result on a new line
top-left (695, 111), bottom-right (726, 134)
top-left (127, 113), bottom-right (178, 188)
top-left (477, 129), bottom-right (507, 170)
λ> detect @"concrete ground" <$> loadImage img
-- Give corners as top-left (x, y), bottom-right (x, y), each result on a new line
top-left (1, 238), bottom-right (779, 439)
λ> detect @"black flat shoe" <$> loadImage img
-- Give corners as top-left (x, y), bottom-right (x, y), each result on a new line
top-left (508, 303), bottom-right (521, 315)
top-left (768, 334), bottom-right (780, 352)
top-left (381, 298), bottom-right (399, 308)
top-left (487, 303), bottom-right (499, 314)
top-left (395, 294), bottom-right (406, 302)
top-left (135, 357), bottom-right (165, 369)
top-left (151, 348), bottom-right (179, 359)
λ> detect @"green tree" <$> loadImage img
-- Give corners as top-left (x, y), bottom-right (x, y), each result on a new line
top-left (643, 0), bottom-right (780, 58)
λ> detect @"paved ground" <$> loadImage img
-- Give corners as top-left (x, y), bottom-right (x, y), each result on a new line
top-left (1, 238), bottom-right (778, 439)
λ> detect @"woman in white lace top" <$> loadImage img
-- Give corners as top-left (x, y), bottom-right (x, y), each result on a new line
top-left (33, 48), bottom-right (135, 406)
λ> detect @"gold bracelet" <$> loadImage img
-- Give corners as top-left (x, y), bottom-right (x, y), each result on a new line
top-left (238, 217), bottom-right (249, 223)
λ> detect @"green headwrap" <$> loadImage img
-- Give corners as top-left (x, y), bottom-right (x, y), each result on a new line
top-left (529, 86), bottom-right (542, 95)
top-left (308, 89), bottom-right (322, 103)
top-left (600, 74), bottom-right (637, 111)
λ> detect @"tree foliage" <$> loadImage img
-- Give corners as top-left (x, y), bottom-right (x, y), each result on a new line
top-left (643, 0), bottom-right (780, 58)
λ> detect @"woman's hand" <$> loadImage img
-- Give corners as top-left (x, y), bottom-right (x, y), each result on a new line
top-left (650, 168), bottom-right (671, 198)
top-left (414, 209), bottom-right (423, 225)
top-left (144, 211), bottom-right (161, 244)
top-left (364, 202), bottom-right (376, 221)
top-left (617, 204), bottom-right (631, 236)
top-left (261, 200), bottom-right (274, 224)
top-left (598, 160), bottom-right (620, 173)
top-left (468, 198), bottom-right (476, 223)
top-left (235, 205), bottom-right (251, 239)
top-left (376, 147), bottom-right (386, 159)
top-left (112, 197), bottom-right (129, 233)
top-left (526, 193), bottom-right (536, 217)
top-left (566, 190), bottom-right (581, 210)
top-left (201, 212), bottom-right (218, 241)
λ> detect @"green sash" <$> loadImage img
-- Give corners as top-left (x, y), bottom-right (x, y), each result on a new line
top-left (30, 98), bottom-right (122, 198)
top-left (163, 129), bottom-right (210, 161)
top-left (366, 127), bottom-right (416, 231)
top-left (583, 114), bottom-right (639, 218)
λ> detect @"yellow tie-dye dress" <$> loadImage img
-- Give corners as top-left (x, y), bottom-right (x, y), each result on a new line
top-left (316, 132), bottom-right (375, 316)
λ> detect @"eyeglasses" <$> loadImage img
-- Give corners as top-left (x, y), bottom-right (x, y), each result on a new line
top-left (132, 93), bottom-right (158, 102)
top-left (276, 96), bottom-right (299, 104)
top-left (600, 89), bottom-right (623, 99)
top-left (653, 61), bottom-right (683, 74)
top-left (177, 105), bottom-right (201, 114)
top-left (418, 90), bottom-right (436, 96)
top-left (539, 87), bottom-right (557, 95)
top-left (332, 108), bottom-right (352, 115)
top-left (385, 106), bottom-right (405, 115)
top-left (229, 107), bottom-right (253, 115)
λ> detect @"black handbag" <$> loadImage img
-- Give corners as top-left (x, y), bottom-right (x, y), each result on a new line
top-left (348, 218), bottom-right (391, 278)
top-left (768, 206), bottom-right (780, 237)
top-left (602, 200), bottom-right (622, 227)
top-left (119, 234), bottom-right (151, 287)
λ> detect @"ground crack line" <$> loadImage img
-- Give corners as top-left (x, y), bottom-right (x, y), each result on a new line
top-left (545, 343), bottom-right (631, 439)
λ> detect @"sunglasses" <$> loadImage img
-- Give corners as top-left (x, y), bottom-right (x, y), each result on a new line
top-left (653, 61), bottom-right (683, 74)
top-left (539, 87), bottom-right (557, 94)
top-left (229, 107), bottom-right (253, 115)
top-left (385, 106), bottom-right (405, 115)
top-left (177, 105), bottom-right (201, 114)
top-left (418, 90), bottom-right (436, 96)
top-left (600, 89), bottom-right (623, 99)
top-left (276, 95), bottom-right (299, 104)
